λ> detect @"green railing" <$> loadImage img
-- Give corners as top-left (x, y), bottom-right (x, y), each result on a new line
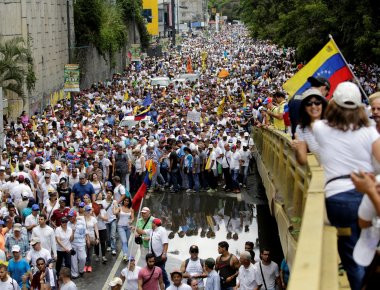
top-left (253, 127), bottom-right (348, 290)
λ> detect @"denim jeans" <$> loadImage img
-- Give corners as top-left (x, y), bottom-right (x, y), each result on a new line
top-left (157, 261), bottom-right (170, 288)
top-left (325, 189), bottom-right (365, 290)
top-left (231, 169), bottom-right (240, 190)
top-left (241, 165), bottom-right (249, 185)
top-left (106, 219), bottom-right (117, 251)
top-left (117, 225), bottom-right (131, 255)
top-left (170, 169), bottom-right (179, 191)
top-left (193, 173), bottom-right (200, 192)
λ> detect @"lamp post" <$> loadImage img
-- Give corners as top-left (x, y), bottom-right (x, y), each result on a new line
top-left (171, 0), bottom-right (176, 45)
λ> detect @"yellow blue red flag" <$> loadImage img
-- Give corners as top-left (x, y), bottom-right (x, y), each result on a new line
top-left (283, 40), bottom-right (353, 98)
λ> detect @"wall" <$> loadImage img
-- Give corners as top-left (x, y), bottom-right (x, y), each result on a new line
top-left (0, 0), bottom-right (74, 117)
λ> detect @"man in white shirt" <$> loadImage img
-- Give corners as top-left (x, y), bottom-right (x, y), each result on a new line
top-left (135, 218), bottom-right (170, 288)
top-left (31, 214), bottom-right (57, 260)
top-left (26, 237), bottom-right (52, 270)
top-left (239, 146), bottom-right (251, 188)
top-left (167, 270), bottom-right (191, 290)
top-left (0, 264), bottom-right (21, 290)
top-left (256, 249), bottom-right (280, 290)
top-left (230, 145), bottom-right (242, 193)
top-left (236, 251), bottom-right (259, 290)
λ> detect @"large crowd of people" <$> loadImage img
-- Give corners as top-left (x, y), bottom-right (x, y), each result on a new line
top-left (0, 23), bottom-right (379, 290)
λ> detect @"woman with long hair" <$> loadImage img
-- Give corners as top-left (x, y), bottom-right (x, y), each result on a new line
top-left (313, 82), bottom-right (380, 290)
top-left (113, 197), bottom-right (134, 262)
top-left (84, 205), bottom-right (99, 272)
top-left (89, 172), bottom-right (105, 201)
top-left (291, 88), bottom-right (327, 165)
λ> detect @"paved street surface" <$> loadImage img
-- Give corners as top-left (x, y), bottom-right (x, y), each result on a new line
top-left (75, 170), bottom-right (263, 290)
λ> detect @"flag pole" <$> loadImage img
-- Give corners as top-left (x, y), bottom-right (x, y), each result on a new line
top-left (328, 34), bottom-right (368, 101)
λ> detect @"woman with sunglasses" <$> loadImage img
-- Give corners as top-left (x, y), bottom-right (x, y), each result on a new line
top-left (291, 88), bottom-right (327, 165)
top-left (113, 197), bottom-right (134, 262)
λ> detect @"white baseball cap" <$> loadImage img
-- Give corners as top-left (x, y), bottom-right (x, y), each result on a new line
top-left (353, 227), bottom-right (380, 266)
top-left (332, 82), bottom-right (362, 109)
top-left (109, 277), bottom-right (123, 287)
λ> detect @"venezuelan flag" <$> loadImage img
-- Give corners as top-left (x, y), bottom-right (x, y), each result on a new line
top-left (283, 40), bottom-right (353, 98)
top-left (134, 106), bottom-right (151, 121)
top-left (132, 160), bottom-right (156, 212)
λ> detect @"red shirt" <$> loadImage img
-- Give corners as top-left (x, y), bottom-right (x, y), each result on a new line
top-left (138, 266), bottom-right (162, 290)
top-left (50, 207), bottom-right (70, 227)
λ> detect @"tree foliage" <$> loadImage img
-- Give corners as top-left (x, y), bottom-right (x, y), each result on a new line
top-left (0, 37), bottom-right (36, 100)
top-left (240, 0), bottom-right (380, 63)
top-left (117, 0), bottom-right (151, 49)
top-left (74, 0), bottom-right (127, 62)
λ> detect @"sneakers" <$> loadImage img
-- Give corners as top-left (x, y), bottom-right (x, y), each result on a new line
top-left (107, 247), bottom-right (111, 252)
top-left (186, 189), bottom-right (192, 192)
top-left (102, 256), bottom-right (108, 263)
top-left (95, 256), bottom-right (100, 262)
top-left (84, 266), bottom-right (88, 272)
top-left (112, 250), bottom-right (117, 255)
top-left (87, 266), bottom-right (92, 272)
top-left (207, 188), bottom-right (216, 193)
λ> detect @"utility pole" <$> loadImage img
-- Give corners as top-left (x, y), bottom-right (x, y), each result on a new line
top-left (171, 0), bottom-right (176, 46)
top-left (67, 0), bottom-right (75, 115)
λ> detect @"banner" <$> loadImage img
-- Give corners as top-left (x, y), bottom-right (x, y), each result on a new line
top-left (130, 44), bottom-right (141, 62)
top-left (187, 111), bottom-right (201, 123)
top-left (64, 64), bottom-right (80, 92)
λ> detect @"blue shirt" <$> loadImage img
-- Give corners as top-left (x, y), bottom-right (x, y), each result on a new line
top-left (72, 182), bottom-right (95, 200)
top-left (8, 258), bottom-right (31, 288)
top-left (205, 270), bottom-right (221, 290)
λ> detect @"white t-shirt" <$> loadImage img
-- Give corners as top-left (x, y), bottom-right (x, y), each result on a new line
top-left (121, 265), bottom-right (141, 290)
top-left (230, 151), bottom-right (241, 170)
top-left (55, 226), bottom-right (73, 251)
top-left (313, 120), bottom-right (379, 198)
top-left (26, 247), bottom-right (52, 268)
top-left (145, 226), bottom-right (168, 256)
top-left (61, 280), bottom-right (77, 290)
top-left (84, 216), bottom-right (98, 239)
top-left (296, 125), bottom-right (320, 161)
top-left (97, 209), bottom-right (107, 231)
top-left (167, 284), bottom-right (191, 290)
top-left (210, 151), bottom-right (217, 170)
top-left (0, 277), bottom-right (21, 290)
top-left (255, 261), bottom-right (279, 289)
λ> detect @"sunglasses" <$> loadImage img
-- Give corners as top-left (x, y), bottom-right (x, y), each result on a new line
top-left (305, 100), bottom-right (322, 107)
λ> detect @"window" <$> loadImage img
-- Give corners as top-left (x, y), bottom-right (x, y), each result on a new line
top-left (143, 9), bottom-right (152, 23)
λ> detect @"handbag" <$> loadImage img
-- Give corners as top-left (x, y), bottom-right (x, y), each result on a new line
top-left (135, 217), bottom-right (151, 244)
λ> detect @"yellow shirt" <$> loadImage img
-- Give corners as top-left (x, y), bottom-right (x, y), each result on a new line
top-left (272, 101), bottom-right (286, 131)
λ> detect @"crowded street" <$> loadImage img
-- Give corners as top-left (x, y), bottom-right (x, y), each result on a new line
top-left (0, 21), bottom-right (379, 290)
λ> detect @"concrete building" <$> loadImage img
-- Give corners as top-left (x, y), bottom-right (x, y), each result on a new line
top-left (0, 0), bottom-right (74, 116)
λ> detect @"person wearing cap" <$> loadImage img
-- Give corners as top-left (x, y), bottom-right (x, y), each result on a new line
top-left (180, 245), bottom-right (207, 289)
top-left (39, 173), bottom-right (57, 204)
top-left (290, 88), bottom-right (327, 165)
top-left (83, 204), bottom-right (100, 272)
top-left (204, 258), bottom-right (221, 290)
top-left (167, 269), bottom-right (191, 290)
top-left (31, 214), bottom-right (57, 261)
top-left (312, 82), bottom-right (380, 290)
top-left (4, 223), bottom-right (29, 259)
top-left (109, 276), bottom-right (123, 290)
top-left (67, 209), bottom-right (88, 279)
top-left (137, 253), bottom-right (164, 290)
top-left (136, 207), bottom-right (154, 258)
top-left (26, 237), bottom-right (52, 271)
top-left (25, 204), bottom-right (40, 239)
top-left (7, 244), bottom-right (31, 288)
top-left (120, 256), bottom-right (141, 290)
top-left (57, 177), bottom-right (74, 208)
top-left (59, 267), bottom-right (77, 290)
top-left (9, 175), bottom-right (33, 210)
top-left (134, 218), bottom-right (170, 288)
top-left (102, 189), bottom-right (118, 255)
top-left (55, 216), bottom-right (73, 276)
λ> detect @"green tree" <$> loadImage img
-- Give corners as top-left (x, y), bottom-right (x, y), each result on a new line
top-left (0, 37), bottom-right (36, 104)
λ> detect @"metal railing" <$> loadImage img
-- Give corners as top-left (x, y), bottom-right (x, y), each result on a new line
top-left (253, 127), bottom-right (346, 290)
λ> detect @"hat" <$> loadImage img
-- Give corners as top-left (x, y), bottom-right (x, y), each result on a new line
top-left (85, 205), bottom-right (92, 211)
top-left (0, 166), bottom-right (5, 171)
top-left (353, 227), bottom-right (380, 267)
top-left (44, 174), bottom-right (51, 178)
top-left (307, 76), bottom-right (330, 89)
top-left (11, 172), bottom-right (18, 178)
top-left (263, 97), bottom-right (272, 105)
top-left (170, 269), bottom-right (183, 277)
top-left (0, 220), bottom-right (4, 226)
top-left (13, 223), bottom-right (22, 231)
top-left (152, 218), bottom-right (162, 226)
top-left (244, 132), bottom-right (249, 136)
top-left (79, 202), bottom-right (85, 207)
top-left (208, 144), bottom-right (213, 149)
top-left (12, 245), bottom-right (21, 252)
top-left (109, 277), bottom-right (123, 287)
top-left (68, 209), bottom-right (77, 217)
top-left (333, 82), bottom-right (362, 109)
top-left (59, 196), bottom-right (66, 202)
top-left (32, 204), bottom-right (40, 211)
top-left (30, 237), bottom-right (41, 245)
top-left (301, 87), bottom-right (324, 100)
top-left (141, 207), bottom-right (150, 213)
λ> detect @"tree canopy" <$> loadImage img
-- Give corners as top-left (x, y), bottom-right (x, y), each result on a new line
top-left (240, 0), bottom-right (380, 63)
